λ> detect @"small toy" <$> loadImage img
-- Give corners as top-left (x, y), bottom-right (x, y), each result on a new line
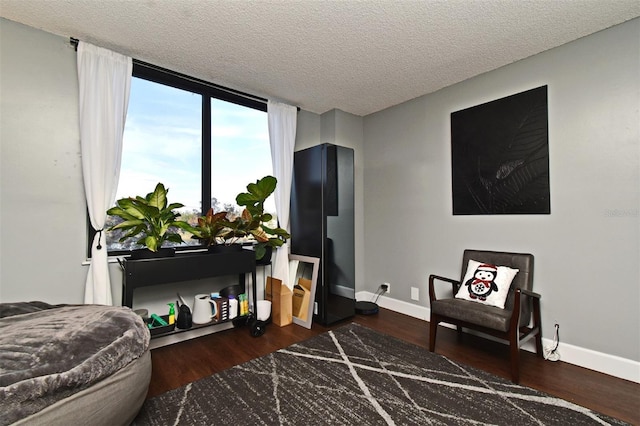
top-left (150, 313), bottom-right (168, 327)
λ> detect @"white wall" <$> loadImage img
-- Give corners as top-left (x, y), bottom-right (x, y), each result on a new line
top-left (1, 18), bottom-right (87, 303)
top-left (295, 110), bottom-right (322, 151)
top-left (363, 19), bottom-right (640, 362)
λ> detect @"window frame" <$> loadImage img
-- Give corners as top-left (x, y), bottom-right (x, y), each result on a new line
top-left (87, 60), bottom-right (268, 258)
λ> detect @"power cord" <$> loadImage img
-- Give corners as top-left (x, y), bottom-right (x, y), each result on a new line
top-left (372, 286), bottom-right (388, 303)
top-left (543, 323), bottom-right (561, 361)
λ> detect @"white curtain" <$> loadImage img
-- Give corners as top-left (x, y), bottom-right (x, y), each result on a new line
top-left (267, 101), bottom-right (297, 288)
top-left (77, 42), bottom-right (132, 305)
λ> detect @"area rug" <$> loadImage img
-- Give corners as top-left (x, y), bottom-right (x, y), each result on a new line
top-left (133, 323), bottom-right (627, 425)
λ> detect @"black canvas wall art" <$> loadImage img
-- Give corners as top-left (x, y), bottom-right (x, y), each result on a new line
top-left (451, 86), bottom-right (550, 215)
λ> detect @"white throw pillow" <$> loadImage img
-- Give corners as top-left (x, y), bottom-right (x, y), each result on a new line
top-left (455, 259), bottom-right (519, 309)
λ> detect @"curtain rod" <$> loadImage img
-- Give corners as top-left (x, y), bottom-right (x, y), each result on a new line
top-left (69, 37), bottom-right (299, 111)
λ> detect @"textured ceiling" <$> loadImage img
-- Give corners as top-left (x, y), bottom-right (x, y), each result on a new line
top-left (1, 1), bottom-right (639, 116)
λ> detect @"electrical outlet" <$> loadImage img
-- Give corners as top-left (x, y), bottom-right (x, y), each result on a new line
top-left (382, 282), bottom-right (390, 294)
top-left (411, 287), bottom-right (419, 301)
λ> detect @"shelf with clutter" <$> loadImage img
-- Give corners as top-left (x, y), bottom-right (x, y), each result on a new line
top-left (121, 249), bottom-right (257, 349)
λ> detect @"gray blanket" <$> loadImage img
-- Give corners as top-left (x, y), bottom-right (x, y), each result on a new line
top-left (0, 302), bottom-right (150, 425)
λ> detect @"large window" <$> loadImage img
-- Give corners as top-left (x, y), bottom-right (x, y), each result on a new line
top-left (100, 62), bottom-right (272, 254)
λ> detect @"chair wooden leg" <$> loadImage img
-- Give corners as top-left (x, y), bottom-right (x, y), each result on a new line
top-left (510, 329), bottom-right (520, 384)
top-left (534, 332), bottom-right (543, 357)
top-left (532, 297), bottom-right (543, 357)
top-left (429, 319), bottom-right (438, 352)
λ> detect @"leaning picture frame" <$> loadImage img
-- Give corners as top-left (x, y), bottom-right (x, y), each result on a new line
top-left (289, 254), bottom-right (319, 329)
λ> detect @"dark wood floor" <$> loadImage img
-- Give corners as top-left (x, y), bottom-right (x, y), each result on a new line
top-left (148, 308), bottom-right (640, 424)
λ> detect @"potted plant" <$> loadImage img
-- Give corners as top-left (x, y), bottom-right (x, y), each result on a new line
top-left (107, 182), bottom-right (197, 258)
top-left (190, 176), bottom-right (290, 261)
top-left (190, 208), bottom-right (239, 252)
top-left (233, 175), bottom-right (290, 262)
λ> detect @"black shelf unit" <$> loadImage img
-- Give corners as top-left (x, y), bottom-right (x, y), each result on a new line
top-left (122, 249), bottom-right (257, 318)
top-left (291, 143), bottom-right (355, 325)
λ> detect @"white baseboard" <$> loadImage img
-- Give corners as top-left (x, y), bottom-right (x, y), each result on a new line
top-left (356, 291), bottom-right (640, 384)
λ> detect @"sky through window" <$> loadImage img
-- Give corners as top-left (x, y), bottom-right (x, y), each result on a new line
top-left (118, 77), bottom-right (273, 214)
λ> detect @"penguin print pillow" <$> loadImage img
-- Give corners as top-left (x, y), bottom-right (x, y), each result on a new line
top-left (455, 260), bottom-right (519, 309)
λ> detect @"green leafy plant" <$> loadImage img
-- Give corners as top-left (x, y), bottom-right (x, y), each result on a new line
top-left (233, 175), bottom-right (290, 260)
top-left (106, 183), bottom-right (197, 252)
top-left (190, 208), bottom-right (233, 247)
top-left (189, 176), bottom-right (290, 259)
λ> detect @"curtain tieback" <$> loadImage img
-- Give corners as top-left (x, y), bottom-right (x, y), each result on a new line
top-left (96, 229), bottom-right (104, 250)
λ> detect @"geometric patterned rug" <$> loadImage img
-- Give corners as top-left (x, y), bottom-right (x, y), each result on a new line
top-left (132, 323), bottom-right (628, 425)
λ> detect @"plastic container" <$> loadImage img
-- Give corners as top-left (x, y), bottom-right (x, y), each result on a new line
top-left (148, 314), bottom-right (176, 336)
top-left (168, 303), bottom-right (175, 325)
top-left (228, 295), bottom-right (238, 320)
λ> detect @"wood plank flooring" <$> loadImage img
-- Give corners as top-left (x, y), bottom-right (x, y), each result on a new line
top-left (147, 308), bottom-right (640, 424)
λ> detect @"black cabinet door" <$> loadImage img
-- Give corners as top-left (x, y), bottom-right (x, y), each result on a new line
top-left (291, 145), bottom-right (324, 259)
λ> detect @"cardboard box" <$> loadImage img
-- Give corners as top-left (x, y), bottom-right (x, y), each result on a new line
top-left (292, 277), bottom-right (312, 321)
top-left (266, 277), bottom-right (293, 326)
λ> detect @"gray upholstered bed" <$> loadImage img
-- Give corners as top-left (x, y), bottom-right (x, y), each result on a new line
top-left (0, 302), bottom-right (151, 425)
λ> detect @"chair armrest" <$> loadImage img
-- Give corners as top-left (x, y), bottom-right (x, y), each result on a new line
top-left (509, 288), bottom-right (542, 330)
top-left (428, 274), bottom-right (460, 302)
top-left (520, 288), bottom-right (541, 299)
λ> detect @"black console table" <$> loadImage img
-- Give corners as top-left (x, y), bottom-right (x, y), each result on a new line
top-left (122, 249), bottom-right (257, 312)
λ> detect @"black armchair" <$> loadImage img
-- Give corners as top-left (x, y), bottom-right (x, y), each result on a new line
top-left (428, 249), bottom-right (542, 383)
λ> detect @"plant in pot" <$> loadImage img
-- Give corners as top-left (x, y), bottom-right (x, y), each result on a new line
top-left (232, 175), bottom-right (290, 263)
top-left (106, 182), bottom-right (197, 258)
top-left (190, 208), bottom-right (238, 252)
